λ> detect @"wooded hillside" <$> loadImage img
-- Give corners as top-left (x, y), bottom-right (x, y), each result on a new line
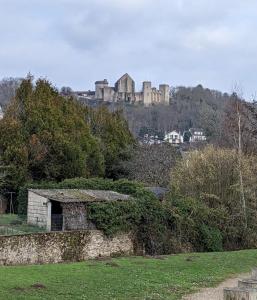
top-left (122, 84), bottom-right (232, 142)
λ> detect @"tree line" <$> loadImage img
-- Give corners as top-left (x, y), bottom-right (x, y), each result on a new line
top-left (0, 76), bottom-right (134, 204)
top-left (2, 75), bottom-right (257, 254)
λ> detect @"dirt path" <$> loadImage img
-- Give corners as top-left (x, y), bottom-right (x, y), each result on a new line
top-left (182, 273), bottom-right (249, 300)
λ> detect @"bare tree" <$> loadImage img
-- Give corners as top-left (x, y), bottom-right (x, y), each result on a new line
top-left (236, 99), bottom-right (247, 228)
top-left (0, 77), bottom-right (22, 107)
top-left (125, 143), bottom-right (181, 187)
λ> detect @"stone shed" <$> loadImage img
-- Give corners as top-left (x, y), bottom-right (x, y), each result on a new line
top-left (27, 189), bottom-right (132, 231)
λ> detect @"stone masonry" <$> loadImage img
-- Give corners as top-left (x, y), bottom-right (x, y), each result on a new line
top-left (27, 192), bottom-right (49, 228)
top-left (78, 73), bottom-right (170, 106)
top-left (0, 230), bottom-right (134, 266)
top-left (224, 269), bottom-right (257, 299)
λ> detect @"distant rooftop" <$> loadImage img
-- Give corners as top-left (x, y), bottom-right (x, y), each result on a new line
top-left (29, 189), bottom-right (132, 203)
top-left (189, 128), bottom-right (204, 132)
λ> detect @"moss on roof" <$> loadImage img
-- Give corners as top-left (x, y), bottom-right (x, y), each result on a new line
top-left (29, 189), bottom-right (132, 203)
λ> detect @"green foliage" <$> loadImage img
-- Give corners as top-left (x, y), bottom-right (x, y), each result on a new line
top-left (17, 176), bottom-right (251, 254)
top-left (59, 178), bottom-right (170, 254)
top-left (171, 145), bottom-right (257, 250)
top-left (86, 106), bottom-right (135, 179)
top-left (59, 177), bottom-right (114, 190)
top-left (169, 196), bottom-right (224, 252)
top-left (200, 224), bottom-right (223, 252)
top-left (87, 200), bottom-right (140, 236)
top-left (183, 130), bottom-right (191, 142)
top-left (0, 77), bottom-right (135, 196)
top-left (0, 77), bottom-right (105, 189)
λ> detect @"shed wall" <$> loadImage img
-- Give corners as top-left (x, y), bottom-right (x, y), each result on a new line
top-left (27, 191), bottom-right (48, 228)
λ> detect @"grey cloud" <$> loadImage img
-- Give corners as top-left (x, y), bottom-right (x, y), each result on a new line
top-left (0, 0), bottom-right (257, 98)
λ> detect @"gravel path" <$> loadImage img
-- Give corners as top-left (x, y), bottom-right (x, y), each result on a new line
top-left (182, 273), bottom-right (249, 300)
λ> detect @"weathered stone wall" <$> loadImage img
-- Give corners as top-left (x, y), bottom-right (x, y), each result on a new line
top-left (115, 75), bottom-right (135, 94)
top-left (62, 203), bottom-right (96, 230)
top-left (159, 84), bottom-right (170, 105)
top-left (95, 80), bottom-right (108, 99)
top-left (151, 88), bottom-right (162, 104)
top-left (27, 191), bottom-right (48, 228)
top-left (0, 230), bottom-right (134, 266)
top-left (103, 86), bottom-right (115, 102)
top-left (143, 81), bottom-right (152, 106)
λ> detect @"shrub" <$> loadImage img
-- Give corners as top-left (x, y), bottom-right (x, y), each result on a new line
top-left (125, 144), bottom-right (181, 187)
top-left (18, 170), bottom-right (257, 254)
top-left (200, 225), bottom-right (223, 252)
top-left (168, 196), bottom-right (224, 252)
top-left (171, 145), bottom-right (257, 250)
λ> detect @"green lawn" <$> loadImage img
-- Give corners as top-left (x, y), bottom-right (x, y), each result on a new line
top-left (0, 214), bottom-right (45, 235)
top-left (1, 250), bottom-right (257, 299)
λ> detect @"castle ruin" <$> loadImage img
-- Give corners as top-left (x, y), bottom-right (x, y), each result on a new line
top-left (78, 73), bottom-right (170, 106)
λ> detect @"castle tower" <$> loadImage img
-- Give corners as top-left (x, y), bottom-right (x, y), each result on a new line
top-left (159, 84), bottom-right (170, 105)
top-left (115, 73), bottom-right (135, 94)
top-left (114, 73), bottom-right (135, 102)
top-left (143, 81), bottom-right (152, 106)
top-left (95, 79), bottom-right (108, 100)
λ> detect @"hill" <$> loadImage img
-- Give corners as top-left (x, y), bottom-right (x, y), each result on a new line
top-left (122, 84), bottom-right (232, 142)
top-left (0, 77), bottom-right (239, 143)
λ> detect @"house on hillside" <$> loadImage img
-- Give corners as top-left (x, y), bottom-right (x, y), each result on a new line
top-left (27, 189), bottom-right (132, 231)
top-left (164, 131), bottom-right (183, 144)
top-left (141, 134), bottom-right (163, 145)
top-left (189, 128), bottom-right (207, 143)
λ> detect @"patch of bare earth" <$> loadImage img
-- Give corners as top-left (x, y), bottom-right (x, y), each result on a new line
top-left (12, 283), bottom-right (46, 294)
top-left (182, 273), bottom-right (249, 300)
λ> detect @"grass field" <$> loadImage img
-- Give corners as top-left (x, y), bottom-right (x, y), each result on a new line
top-left (1, 250), bottom-right (257, 299)
top-left (0, 214), bottom-right (45, 235)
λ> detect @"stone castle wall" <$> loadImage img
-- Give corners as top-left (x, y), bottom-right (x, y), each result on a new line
top-left (0, 230), bottom-right (134, 266)
top-left (94, 74), bottom-right (170, 105)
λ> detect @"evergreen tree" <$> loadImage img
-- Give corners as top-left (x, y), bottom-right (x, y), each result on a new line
top-left (0, 77), bottom-right (105, 190)
top-left (86, 106), bottom-right (135, 179)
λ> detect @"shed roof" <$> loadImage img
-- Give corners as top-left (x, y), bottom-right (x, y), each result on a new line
top-left (29, 189), bottom-right (132, 203)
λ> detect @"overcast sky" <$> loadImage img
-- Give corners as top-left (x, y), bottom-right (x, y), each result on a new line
top-left (0, 0), bottom-right (256, 98)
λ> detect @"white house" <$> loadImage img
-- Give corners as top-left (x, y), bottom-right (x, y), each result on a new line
top-left (164, 131), bottom-right (183, 144)
top-left (189, 128), bottom-right (207, 142)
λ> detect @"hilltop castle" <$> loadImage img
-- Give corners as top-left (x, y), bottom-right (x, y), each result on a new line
top-left (77, 73), bottom-right (170, 106)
